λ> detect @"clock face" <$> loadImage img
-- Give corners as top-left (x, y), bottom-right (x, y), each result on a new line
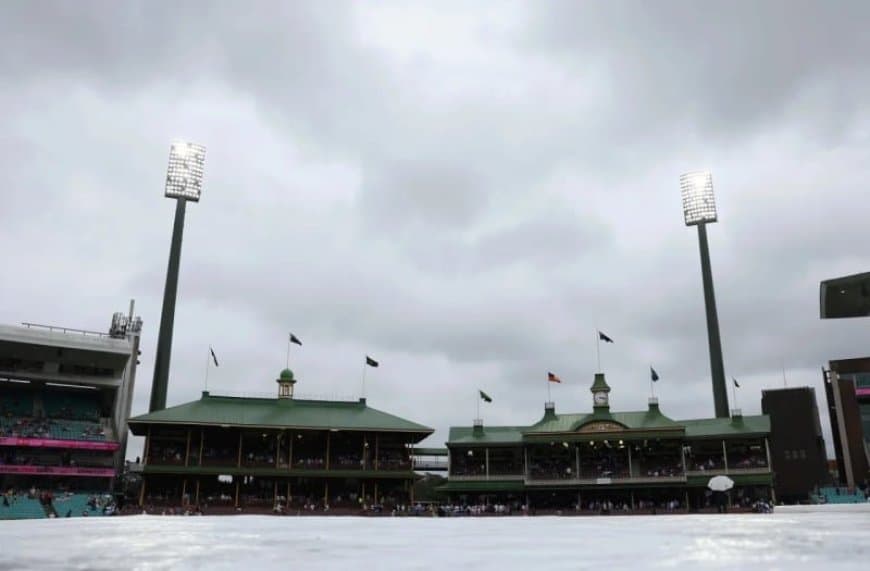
top-left (593, 392), bottom-right (608, 405)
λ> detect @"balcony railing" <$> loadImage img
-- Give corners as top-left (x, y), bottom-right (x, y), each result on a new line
top-left (723, 467), bottom-right (770, 475)
top-left (147, 460), bottom-right (415, 473)
top-left (448, 474), bottom-right (524, 482)
top-left (526, 475), bottom-right (687, 486)
top-left (686, 466), bottom-right (770, 477)
top-left (0, 465), bottom-right (115, 477)
top-left (414, 459), bottom-right (448, 471)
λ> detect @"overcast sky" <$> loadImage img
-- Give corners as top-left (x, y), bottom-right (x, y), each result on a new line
top-left (2, 1), bottom-right (869, 459)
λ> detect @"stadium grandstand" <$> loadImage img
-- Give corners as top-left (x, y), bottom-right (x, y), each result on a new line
top-left (0, 306), bottom-right (142, 519)
top-left (128, 368), bottom-right (433, 514)
top-left (442, 373), bottom-right (775, 513)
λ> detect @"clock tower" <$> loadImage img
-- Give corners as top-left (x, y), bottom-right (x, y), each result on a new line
top-left (590, 372), bottom-right (611, 410)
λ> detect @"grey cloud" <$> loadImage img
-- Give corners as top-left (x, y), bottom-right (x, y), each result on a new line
top-left (361, 159), bottom-right (489, 231)
top-left (526, 1), bottom-right (870, 138)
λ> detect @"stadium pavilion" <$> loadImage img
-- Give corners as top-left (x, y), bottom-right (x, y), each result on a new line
top-left (127, 369), bottom-right (433, 511)
top-left (442, 373), bottom-right (774, 512)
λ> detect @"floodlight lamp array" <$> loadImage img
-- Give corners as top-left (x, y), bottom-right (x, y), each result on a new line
top-left (165, 140), bottom-right (206, 201)
top-left (680, 170), bottom-right (717, 226)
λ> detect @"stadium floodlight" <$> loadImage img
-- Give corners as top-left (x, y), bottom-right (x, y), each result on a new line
top-left (149, 140), bottom-right (207, 413)
top-left (680, 170), bottom-right (717, 226)
top-left (165, 140), bottom-right (206, 202)
top-left (680, 169), bottom-right (729, 419)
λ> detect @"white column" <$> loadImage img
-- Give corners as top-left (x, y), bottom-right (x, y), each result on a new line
top-left (485, 448), bottom-right (490, 480)
top-left (722, 440), bottom-right (728, 473)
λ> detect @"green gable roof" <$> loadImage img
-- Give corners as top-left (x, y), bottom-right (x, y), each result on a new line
top-left (448, 425), bottom-right (525, 445)
top-left (525, 407), bottom-right (682, 434)
top-left (128, 392), bottom-right (433, 440)
top-left (682, 415), bottom-right (770, 438)
top-left (447, 406), bottom-right (770, 446)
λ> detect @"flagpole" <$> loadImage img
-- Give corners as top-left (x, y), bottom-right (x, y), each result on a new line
top-left (362, 361), bottom-right (367, 399)
top-left (596, 330), bottom-right (601, 372)
top-left (732, 381), bottom-right (738, 410)
top-left (547, 377), bottom-right (552, 403)
top-left (204, 347), bottom-right (211, 391)
top-left (477, 389), bottom-right (480, 421)
top-left (286, 334), bottom-right (291, 369)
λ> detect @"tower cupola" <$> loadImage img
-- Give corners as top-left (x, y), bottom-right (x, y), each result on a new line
top-left (277, 368), bottom-right (297, 399)
top-left (590, 373), bottom-right (611, 410)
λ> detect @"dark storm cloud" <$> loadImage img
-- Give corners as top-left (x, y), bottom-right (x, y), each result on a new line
top-left (1, 1), bottom-right (868, 456)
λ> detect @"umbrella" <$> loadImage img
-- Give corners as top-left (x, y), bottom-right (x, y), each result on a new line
top-left (707, 475), bottom-right (734, 492)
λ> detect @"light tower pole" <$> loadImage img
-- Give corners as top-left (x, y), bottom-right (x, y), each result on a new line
top-left (149, 140), bottom-right (206, 412)
top-left (680, 170), bottom-right (729, 418)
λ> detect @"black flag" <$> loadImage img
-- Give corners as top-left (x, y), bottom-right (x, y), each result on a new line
top-left (650, 367), bottom-right (659, 382)
top-left (366, 356), bottom-right (379, 368)
top-left (598, 331), bottom-right (614, 343)
top-left (733, 377), bottom-right (740, 388)
top-left (479, 390), bottom-right (492, 403)
top-left (209, 346), bottom-right (219, 367)
top-left (290, 333), bottom-right (302, 346)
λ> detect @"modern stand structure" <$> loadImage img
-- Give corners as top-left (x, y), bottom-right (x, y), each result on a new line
top-left (148, 141), bottom-right (206, 412)
top-left (680, 171), bottom-right (729, 418)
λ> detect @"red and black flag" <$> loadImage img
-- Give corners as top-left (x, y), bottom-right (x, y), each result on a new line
top-left (547, 372), bottom-right (562, 383)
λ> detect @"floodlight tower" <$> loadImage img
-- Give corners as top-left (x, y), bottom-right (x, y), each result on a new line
top-left (149, 141), bottom-right (206, 412)
top-left (680, 171), bottom-right (729, 418)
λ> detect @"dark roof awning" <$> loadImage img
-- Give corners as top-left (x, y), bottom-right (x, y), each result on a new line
top-left (820, 271), bottom-right (870, 319)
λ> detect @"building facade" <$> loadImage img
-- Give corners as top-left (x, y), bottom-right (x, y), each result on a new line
top-left (443, 374), bottom-right (773, 511)
top-left (0, 309), bottom-right (142, 497)
top-left (128, 369), bottom-right (433, 511)
top-left (761, 387), bottom-right (830, 502)
top-left (824, 358), bottom-right (870, 489)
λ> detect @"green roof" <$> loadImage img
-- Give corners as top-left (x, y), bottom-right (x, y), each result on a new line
top-left (682, 415), bottom-right (770, 438)
top-left (447, 406), bottom-right (769, 445)
top-left (526, 406), bottom-right (681, 434)
top-left (128, 392), bottom-right (433, 440)
top-left (448, 425), bottom-right (526, 445)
